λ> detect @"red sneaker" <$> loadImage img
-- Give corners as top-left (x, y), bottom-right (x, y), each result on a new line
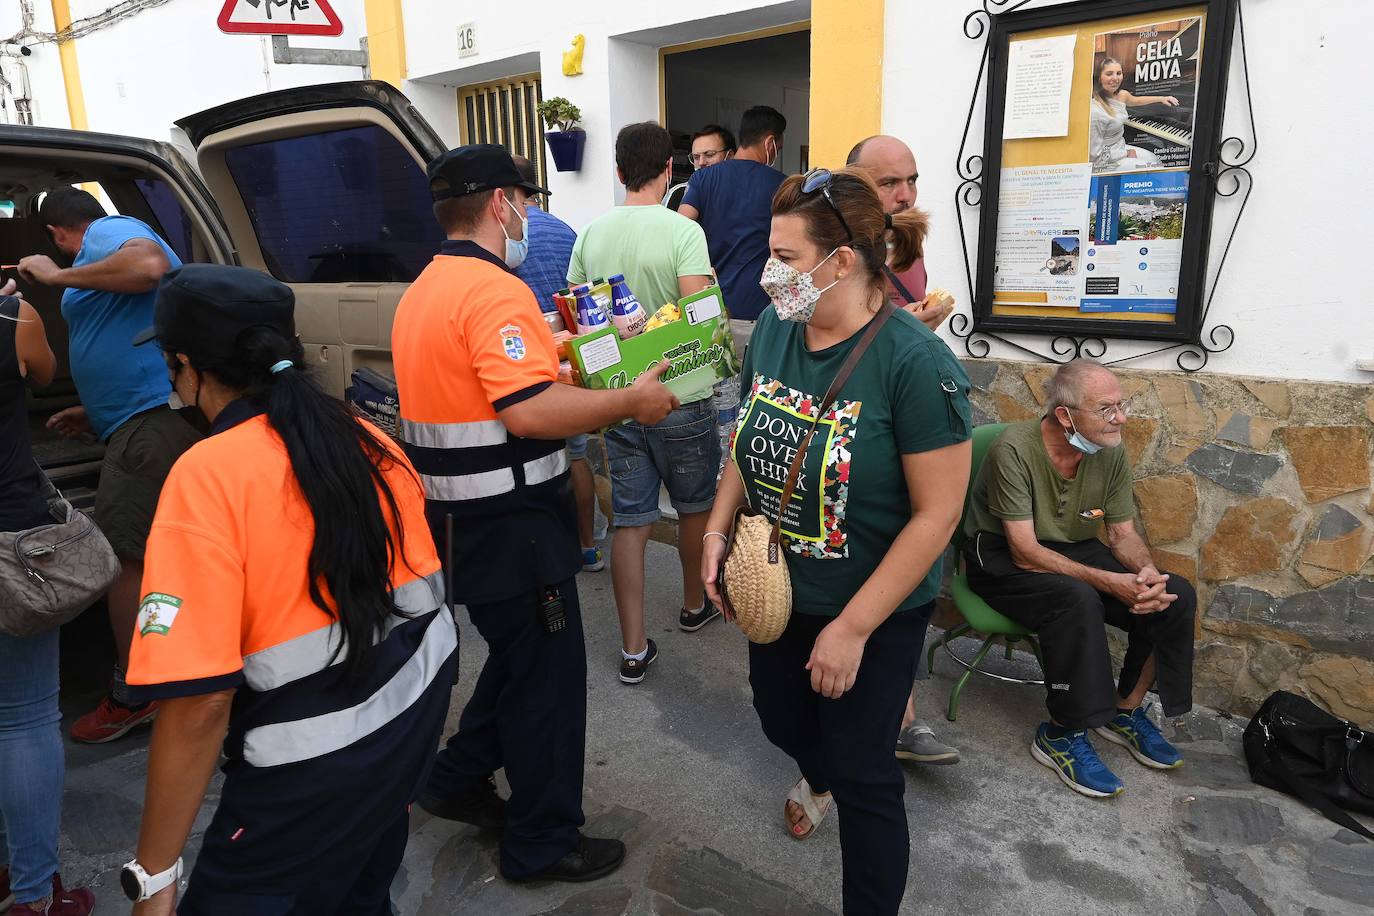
top-left (5, 874), bottom-right (94, 916)
top-left (69, 694), bottom-right (159, 744)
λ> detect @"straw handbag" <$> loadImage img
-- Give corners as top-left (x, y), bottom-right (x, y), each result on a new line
top-left (720, 301), bottom-right (896, 643)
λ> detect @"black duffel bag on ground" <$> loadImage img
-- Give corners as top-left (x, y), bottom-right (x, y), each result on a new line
top-left (1243, 690), bottom-right (1374, 840)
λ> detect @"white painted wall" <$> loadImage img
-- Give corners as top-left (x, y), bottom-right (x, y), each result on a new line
top-left (886, 0), bottom-right (1374, 384)
top-left (0, 3), bottom-right (72, 128)
top-left (403, 0), bottom-right (810, 231)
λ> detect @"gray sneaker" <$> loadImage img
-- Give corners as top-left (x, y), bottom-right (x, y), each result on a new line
top-left (896, 722), bottom-right (961, 765)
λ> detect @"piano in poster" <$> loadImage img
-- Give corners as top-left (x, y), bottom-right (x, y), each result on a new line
top-left (1089, 17), bottom-right (1201, 174)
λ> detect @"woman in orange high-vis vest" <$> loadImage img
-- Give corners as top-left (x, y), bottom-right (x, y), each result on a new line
top-left (120, 264), bottom-right (456, 916)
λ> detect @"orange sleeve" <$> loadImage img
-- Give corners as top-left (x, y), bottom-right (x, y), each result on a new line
top-left (459, 277), bottom-right (559, 409)
top-left (124, 455), bottom-right (247, 702)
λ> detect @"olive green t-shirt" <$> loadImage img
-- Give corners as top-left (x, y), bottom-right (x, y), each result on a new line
top-left (964, 419), bottom-right (1134, 543)
top-left (732, 306), bottom-right (972, 617)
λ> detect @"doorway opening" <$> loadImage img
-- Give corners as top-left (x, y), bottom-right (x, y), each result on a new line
top-left (662, 26), bottom-right (810, 192)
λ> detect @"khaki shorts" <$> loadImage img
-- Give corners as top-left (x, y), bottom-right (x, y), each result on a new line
top-left (95, 406), bottom-right (203, 561)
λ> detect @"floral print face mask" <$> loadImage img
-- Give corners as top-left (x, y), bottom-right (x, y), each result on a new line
top-left (759, 249), bottom-right (840, 323)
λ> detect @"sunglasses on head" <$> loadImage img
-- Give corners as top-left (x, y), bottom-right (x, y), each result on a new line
top-left (801, 168), bottom-right (854, 244)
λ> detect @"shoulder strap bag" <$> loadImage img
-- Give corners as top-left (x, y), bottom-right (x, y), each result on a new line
top-left (719, 301), bottom-right (896, 644)
top-left (0, 465), bottom-right (121, 638)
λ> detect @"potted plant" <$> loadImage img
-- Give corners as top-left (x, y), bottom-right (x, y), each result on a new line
top-left (538, 97), bottom-right (586, 172)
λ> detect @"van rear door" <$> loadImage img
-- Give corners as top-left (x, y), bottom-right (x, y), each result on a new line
top-left (175, 81), bottom-right (448, 395)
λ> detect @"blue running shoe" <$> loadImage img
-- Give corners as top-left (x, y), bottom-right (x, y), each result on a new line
top-left (581, 547), bottom-right (605, 572)
top-left (1030, 724), bottom-right (1125, 798)
top-left (1095, 705), bottom-right (1184, 770)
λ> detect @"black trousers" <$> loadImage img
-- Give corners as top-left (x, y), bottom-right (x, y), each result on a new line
top-left (965, 533), bottom-right (1195, 729)
top-left (749, 604), bottom-right (932, 916)
top-left (423, 577), bottom-right (587, 878)
top-left (179, 809), bottom-right (409, 915)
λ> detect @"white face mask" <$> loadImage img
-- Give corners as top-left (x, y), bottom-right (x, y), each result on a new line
top-left (500, 196), bottom-right (528, 269)
top-left (759, 249), bottom-right (840, 323)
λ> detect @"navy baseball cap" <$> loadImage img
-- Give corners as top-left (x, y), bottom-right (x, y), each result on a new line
top-left (427, 144), bottom-right (550, 200)
top-left (132, 264), bottom-right (295, 358)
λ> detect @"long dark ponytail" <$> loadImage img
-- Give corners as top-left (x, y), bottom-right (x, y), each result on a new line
top-left (192, 327), bottom-right (414, 678)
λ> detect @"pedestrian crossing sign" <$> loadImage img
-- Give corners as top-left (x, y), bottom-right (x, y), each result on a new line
top-left (217, 0), bottom-right (344, 37)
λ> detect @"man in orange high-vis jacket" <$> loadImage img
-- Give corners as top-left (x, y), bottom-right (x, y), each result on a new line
top-left (392, 145), bottom-right (678, 885)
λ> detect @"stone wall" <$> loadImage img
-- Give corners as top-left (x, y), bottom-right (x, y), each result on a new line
top-left (960, 358), bottom-right (1373, 723)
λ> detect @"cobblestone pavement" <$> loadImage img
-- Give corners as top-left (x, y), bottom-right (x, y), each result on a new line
top-left (54, 541), bottom-right (1372, 915)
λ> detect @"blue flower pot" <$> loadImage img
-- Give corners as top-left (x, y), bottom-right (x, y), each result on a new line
top-left (545, 130), bottom-right (587, 172)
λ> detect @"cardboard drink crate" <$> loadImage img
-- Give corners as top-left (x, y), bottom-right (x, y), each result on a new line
top-left (565, 285), bottom-right (739, 409)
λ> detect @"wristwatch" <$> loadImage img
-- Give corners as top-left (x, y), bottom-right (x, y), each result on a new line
top-left (120, 857), bottom-right (183, 902)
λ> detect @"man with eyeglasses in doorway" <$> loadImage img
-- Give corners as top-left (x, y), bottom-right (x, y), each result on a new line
top-left (962, 359), bottom-right (1197, 799)
top-left (678, 106), bottom-right (787, 358)
top-left (665, 124), bottom-right (736, 212)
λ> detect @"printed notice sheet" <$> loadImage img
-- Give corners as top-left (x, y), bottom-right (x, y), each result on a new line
top-left (1003, 34), bottom-right (1078, 140)
top-left (993, 164), bottom-right (1092, 307)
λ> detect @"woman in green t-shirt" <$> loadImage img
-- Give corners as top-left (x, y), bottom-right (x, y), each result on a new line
top-left (701, 168), bottom-right (971, 916)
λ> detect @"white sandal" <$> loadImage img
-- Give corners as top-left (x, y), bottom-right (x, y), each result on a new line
top-left (784, 777), bottom-right (833, 841)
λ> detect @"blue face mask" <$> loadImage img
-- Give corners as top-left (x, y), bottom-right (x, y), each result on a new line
top-left (500, 197), bottom-right (529, 269)
top-left (1065, 412), bottom-right (1103, 455)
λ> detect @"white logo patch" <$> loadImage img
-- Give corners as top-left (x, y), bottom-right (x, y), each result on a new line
top-left (500, 324), bottom-right (527, 361)
top-left (138, 593), bottom-right (183, 637)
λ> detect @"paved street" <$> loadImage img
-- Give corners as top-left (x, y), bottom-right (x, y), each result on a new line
top-left (55, 541), bottom-right (1371, 915)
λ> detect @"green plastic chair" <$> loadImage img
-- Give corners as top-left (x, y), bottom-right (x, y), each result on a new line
top-left (926, 423), bottom-right (1045, 721)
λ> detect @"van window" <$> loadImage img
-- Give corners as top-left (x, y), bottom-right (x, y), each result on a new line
top-left (135, 177), bottom-right (195, 263)
top-left (223, 125), bottom-right (443, 282)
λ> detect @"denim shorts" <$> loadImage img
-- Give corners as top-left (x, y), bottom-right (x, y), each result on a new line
top-left (605, 400), bottom-right (720, 527)
top-left (566, 433), bottom-right (589, 460)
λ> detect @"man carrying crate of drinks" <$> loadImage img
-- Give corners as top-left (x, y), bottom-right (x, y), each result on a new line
top-left (567, 121), bottom-right (722, 684)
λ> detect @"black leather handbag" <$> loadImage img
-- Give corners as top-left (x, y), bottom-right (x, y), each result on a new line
top-left (1243, 690), bottom-right (1374, 840)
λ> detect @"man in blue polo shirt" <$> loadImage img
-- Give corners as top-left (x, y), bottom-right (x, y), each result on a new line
top-left (509, 155), bottom-right (603, 573)
top-left (678, 105), bottom-right (786, 355)
top-left (18, 186), bottom-right (198, 745)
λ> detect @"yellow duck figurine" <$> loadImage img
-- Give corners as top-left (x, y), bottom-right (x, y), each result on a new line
top-left (562, 34), bottom-right (585, 77)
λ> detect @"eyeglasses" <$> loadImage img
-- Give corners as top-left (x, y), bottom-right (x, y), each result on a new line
top-left (689, 149), bottom-right (728, 164)
top-left (1071, 401), bottom-right (1130, 422)
top-left (801, 168), bottom-right (854, 244)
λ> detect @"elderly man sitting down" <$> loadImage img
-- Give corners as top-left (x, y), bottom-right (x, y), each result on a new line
top-left (963, 358), bottom-right (1195, 798)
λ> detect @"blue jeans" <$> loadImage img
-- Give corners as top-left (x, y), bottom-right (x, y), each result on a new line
top-left (0, 628), bottom-right (63, 904)
top-left (605, 400), bottom-right (719, 527)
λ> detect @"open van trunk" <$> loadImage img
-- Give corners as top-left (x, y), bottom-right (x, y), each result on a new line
top-left (0, 81), bottom-right (445, 505)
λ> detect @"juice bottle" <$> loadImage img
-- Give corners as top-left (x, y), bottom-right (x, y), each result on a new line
top-left (607, 274), bottom-right (647, 339)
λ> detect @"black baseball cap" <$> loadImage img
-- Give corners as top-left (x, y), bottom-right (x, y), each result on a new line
top-left (132, 264), bottom-right (295, 359)
top-left (427, 144), bottom-right (550, 200)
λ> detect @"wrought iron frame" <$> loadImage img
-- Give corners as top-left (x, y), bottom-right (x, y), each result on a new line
top-left (952, 0), bottom-right (1255, 371)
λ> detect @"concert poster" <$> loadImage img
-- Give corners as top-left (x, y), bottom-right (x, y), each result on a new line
top-left (1088, 18), bottom-right (1201, 176)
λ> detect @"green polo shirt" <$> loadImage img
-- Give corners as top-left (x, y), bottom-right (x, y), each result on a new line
top-left (964, 419), bottom-right (1134, 544)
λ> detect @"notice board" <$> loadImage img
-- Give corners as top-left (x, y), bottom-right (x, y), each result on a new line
top-left (972, 0), bottom-right (1239, 344)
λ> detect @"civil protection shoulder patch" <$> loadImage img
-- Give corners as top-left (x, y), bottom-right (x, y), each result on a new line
top-left (499, 324), bottom-right (527, 361)
top-left (138, 592), bottom-right (183, 637)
